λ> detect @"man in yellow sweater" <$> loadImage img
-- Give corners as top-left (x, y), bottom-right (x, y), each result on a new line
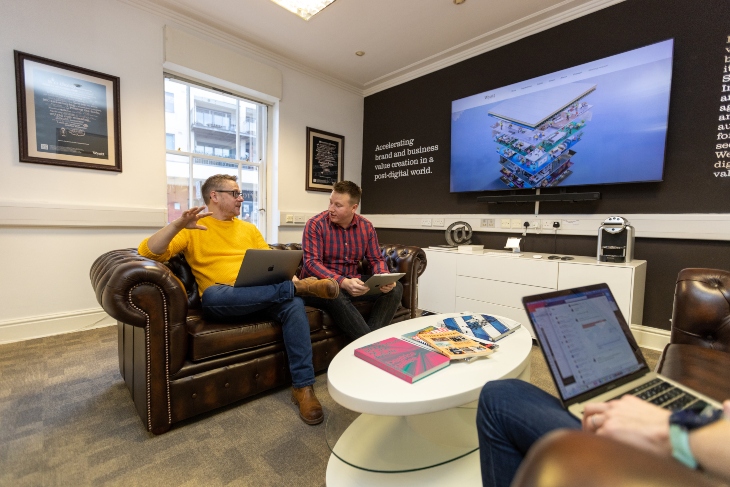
top-left (138, 174), bottom-right (338, 425)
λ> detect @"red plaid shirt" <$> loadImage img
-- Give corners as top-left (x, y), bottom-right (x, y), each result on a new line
top-left (301, 211), bottom-right (388, 284)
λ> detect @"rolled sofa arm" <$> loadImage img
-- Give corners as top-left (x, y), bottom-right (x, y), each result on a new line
top-left (91, 249), bottom-right (189, 327)
top-left (90, 249), bottom-right (190, 376)
top-left (380, 244), bottom-right (428, 318)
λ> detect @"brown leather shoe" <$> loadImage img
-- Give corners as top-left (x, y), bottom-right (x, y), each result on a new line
top-left (293, 277), bottom-right (339, 299)
top-left (291, 385), bottom-right (324, 425)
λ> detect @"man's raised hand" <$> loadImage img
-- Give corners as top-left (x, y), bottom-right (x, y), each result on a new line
top-left (178, 206), bottom-right (213, 230)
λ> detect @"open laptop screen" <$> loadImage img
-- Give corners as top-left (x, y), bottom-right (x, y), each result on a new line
top-left (524, 284), bottom-right (648, 401)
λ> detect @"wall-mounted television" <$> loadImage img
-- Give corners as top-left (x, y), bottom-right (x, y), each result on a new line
top-left (450, 39), bottom-right (674, 192)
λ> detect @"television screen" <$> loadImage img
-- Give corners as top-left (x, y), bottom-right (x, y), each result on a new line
top-left (450, 39), bottom-right (674, 192)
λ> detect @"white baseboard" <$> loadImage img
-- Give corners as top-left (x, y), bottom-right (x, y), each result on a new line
top-left (0, 309), bottom-right (116, 345)
top-left (630, 324), bottom-right (670, 352)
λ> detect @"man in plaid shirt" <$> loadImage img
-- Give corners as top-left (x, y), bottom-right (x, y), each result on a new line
top-left (301, 181), bottom-right (403, 339)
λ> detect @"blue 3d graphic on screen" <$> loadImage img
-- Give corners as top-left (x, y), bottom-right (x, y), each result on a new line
top-left (450, 39), bottom-right (674, 192)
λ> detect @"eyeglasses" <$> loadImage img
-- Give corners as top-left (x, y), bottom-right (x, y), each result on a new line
top-left (215, 190), bottom-right (243, 198)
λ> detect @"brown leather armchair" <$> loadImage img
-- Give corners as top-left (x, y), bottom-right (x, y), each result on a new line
top-left (90, 243), bottom-right (426, 434)
top-left (512, 429), bottom-right (727, 487)
top-left (657, 268), bottom-right (730, 401)
top-left (511, 268), bottom-right (730, 487)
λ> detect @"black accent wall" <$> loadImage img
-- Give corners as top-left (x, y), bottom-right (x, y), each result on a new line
top-left (363, 0), bottom-right (730, 331)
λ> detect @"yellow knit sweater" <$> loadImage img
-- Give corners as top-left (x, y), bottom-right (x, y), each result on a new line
top-left (138, 217), bottom-right (269, 295)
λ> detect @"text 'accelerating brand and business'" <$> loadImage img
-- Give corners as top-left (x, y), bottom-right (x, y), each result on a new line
top-left (372, 138), bottom-right (439, 182)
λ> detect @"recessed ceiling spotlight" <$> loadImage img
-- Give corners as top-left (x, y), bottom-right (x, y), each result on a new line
top-left (355, 51), bottom-right (365, 57)
top-left (453, 0), bottom-right (466, 4)
top-left (269, 0), bottom-right (337, 21)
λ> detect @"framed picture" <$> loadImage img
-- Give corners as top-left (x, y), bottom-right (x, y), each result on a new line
top-left (14, 51), bottom-right (122, 172)
top-left (306, 127), bottom-right (344, 192)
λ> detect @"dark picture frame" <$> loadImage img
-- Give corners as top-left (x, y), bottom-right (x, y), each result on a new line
top-left (14, 51), bottom-right (122, 172)
top-left (306, 127), bottom-right (344, 192)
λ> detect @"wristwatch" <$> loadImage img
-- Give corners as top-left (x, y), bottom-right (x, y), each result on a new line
top-left (669, 404), bottom-right (723, 469)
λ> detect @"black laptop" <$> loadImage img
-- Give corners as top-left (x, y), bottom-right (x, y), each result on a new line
top-left (522, 283), bottom-right (721, 419)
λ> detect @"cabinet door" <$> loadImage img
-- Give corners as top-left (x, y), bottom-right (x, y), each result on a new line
top-left (457, 254), bottom-right (558, 288)
top-left (558, 263), bottom-right (634, 323)
top-left (456, 276), bottom-right (554, 309)
top-left (419, 250), bottom-right (457, 313)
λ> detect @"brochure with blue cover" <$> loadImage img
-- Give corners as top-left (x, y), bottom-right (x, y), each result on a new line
top-left (440, 314), bottom-right (520, 341)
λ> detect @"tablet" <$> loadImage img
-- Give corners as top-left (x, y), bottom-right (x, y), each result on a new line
top-left (363, 273), bottom-right (405, 295)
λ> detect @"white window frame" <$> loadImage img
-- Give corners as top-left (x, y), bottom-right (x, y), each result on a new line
top-left (164, 75), bottom-right (269, 238)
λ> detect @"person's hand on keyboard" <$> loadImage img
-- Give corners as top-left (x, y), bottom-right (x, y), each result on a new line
top-left (583, 394), bottom-right (672, 456)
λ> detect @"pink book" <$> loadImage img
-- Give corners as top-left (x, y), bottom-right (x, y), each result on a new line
top-left (354, 337), bottom-right (450, 383)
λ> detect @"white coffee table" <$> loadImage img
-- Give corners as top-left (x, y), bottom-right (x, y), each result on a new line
top-left (325, 312), bottom-right (532, 486)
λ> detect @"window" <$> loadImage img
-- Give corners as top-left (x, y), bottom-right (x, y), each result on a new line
top-left (165, 91), bottom-right (174, 113)
top-left (164, 77), bottom-right (268, 235)
top-left (195, 107), bottom-right (232, 130)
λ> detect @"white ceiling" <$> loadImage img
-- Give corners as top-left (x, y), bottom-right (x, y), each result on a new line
top-left (134, 0), bottom-right (623, 95)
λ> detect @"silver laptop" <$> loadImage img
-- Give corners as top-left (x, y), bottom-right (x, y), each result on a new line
top-left (522, 283), bottom-right (721, 419)
top-left (233, 249), bottom-right (303, 287)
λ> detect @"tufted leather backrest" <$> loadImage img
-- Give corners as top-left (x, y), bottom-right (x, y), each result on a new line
top-left (670, 268), bottom-right (730, 353)
top-left (166, 253), bottom-right (200, 309)
top-left (360, 244), bottom-right (402, 275)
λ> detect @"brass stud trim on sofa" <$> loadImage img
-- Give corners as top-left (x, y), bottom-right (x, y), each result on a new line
top-left (128, 283), bottom-right (172, 430)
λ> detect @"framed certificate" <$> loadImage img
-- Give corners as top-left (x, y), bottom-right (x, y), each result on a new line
top-left (14, 51), bottom-right (122, 172)
top-left (306, 127), bottom-right (344, 192)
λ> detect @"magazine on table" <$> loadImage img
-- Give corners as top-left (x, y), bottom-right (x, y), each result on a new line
top-left (353, 337), bottom-right (450, 383)
top-left (416, 330), bottom-right (497, 360)
top-left (400, 325), bottom-right (446, 351)
top-left (402, 325), bottom-right (498, 362)
top-left (440, 314), bottom-right (521, 342)
top-left (354, 324), bottom-right (500, 382)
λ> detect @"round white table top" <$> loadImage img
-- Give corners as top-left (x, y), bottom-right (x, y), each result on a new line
top-left (327, 312), bottom-right (533, 416)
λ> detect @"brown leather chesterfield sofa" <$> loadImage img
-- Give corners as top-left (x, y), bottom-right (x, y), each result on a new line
top-left (90, 243), bottom-right (426, 434)
top-left (511, 268), bottom-right (730, 487)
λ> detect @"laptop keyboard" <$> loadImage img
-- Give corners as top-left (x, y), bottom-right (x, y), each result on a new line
top-left (611, 378), bottom-right (710, 411)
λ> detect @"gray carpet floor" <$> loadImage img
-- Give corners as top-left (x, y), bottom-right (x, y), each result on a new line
top-left (0, 326), bottom-right (660, 486)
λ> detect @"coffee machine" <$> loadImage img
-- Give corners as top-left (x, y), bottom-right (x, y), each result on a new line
top-left (597, 216), bottom-right (634, 263)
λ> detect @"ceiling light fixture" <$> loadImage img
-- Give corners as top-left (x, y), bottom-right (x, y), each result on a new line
top-left (269, 0), bottom-right (337, 21)
top-left (453, 0), bottom-right (466, 4)
top-left (355, 51), bottom-right (365, 56)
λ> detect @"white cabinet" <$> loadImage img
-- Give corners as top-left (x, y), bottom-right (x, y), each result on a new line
top-left (418, 249), bottom-right (457, 313)
top-left (419, 249), bottom-right (647, 337)
top-left (557, 261), bottom-right (645, 326)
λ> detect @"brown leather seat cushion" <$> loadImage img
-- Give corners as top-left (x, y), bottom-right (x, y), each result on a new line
top-left (186, 307), bottom-right (325, 362)
top-left (657, 344), bottom-right (730, 402)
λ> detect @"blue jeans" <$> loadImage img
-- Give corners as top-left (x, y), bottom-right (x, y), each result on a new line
top-left (201, 282), bottom-right (315, 389)
top-left (477, 379), bottom-right (581, 487)
top-left (304, 281), bottom-right (403, 340)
